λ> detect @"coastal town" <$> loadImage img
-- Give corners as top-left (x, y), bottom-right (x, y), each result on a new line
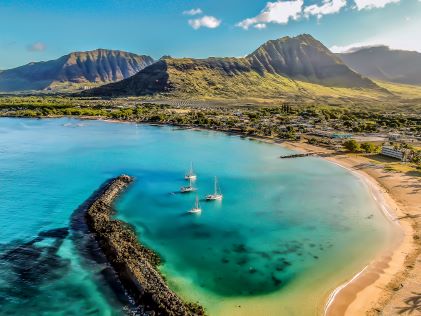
top-left (1, 96), bottom-right (420, 172)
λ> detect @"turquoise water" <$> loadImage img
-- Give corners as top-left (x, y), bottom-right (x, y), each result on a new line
top-left (0, 118), bottom-right (395, 315)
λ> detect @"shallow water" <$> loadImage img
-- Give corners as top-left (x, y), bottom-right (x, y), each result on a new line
top-left (0, 118), bottom-right (395, 315)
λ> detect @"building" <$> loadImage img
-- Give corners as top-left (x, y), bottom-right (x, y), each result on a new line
top-left (331, 133), bottom-right (353, 139)
top-left (381, 146), bottom-right (408, 161)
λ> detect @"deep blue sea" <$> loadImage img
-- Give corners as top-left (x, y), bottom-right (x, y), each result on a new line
top-left (0, 118), bottom-right (395, 315)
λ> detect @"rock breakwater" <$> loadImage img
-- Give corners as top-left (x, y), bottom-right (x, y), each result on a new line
top-left (85, 174), bottom-right (205, 316)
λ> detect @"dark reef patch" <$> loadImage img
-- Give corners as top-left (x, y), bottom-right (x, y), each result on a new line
top-left (0, 227), bottom-right (70, 301)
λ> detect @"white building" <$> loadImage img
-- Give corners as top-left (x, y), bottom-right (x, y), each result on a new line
top-left (381, 146), bottom-right (408, 161)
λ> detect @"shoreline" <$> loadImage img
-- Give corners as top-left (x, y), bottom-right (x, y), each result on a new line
top-left (4, 115), bottom-right (420, 315)
top-left (282, 141), bottom-right (419, 316)
top-left (99, 118), bottom-right (420, 315)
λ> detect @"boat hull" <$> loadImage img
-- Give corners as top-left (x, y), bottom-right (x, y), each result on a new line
top-left (206, 194), bottom-right (223, 201)
top-left (180, 187), bottom-right (196, 193)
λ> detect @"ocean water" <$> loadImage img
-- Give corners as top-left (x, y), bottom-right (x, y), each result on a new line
top-left (0, 118), bottom-right (396, 315)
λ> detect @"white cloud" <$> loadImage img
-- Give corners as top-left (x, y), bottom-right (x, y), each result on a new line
top-left (304, 0), bottom-right (347, 19)
top-left (353, 0), bottom-right (400, 10)
top-left (330, 41), bottom-right (384, 53)
top-left (183, 8), bottom-right (203, 16)
top-left (237, 0), bottom-right (303, 30)
top-left (27, 42), bottom-right (46, 52)
top-left (254, 23), bottom-right (267, 29)
top-left (331, 32), bottom-right (421, 54)
top-left (331, 16), bottom-right (421, 54)
top-left (188, 16), bottom-right (221, 29)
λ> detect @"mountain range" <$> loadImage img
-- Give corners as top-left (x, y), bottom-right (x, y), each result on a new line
top-left (85, 34), bottom-right (378, 98)
top-left (0, 49), bottom-right (154, 92)
top-left (1, 34), bottom-right (420, 102)
top-left (338, 46), bottom-right (421, 85)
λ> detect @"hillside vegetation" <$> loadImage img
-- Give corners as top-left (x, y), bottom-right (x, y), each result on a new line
top-left (85, 35), bottom-right (388, 101)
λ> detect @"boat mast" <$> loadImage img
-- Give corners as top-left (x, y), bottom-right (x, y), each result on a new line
top-left (214, 176), bottom-right (218, 195)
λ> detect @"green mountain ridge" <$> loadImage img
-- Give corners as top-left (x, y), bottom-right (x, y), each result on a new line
top-left (0, 49), bottom-right (154, 92)
top-left (247, 34), bottom-right (376, 88)
top-left (85, 35), bottom-right (380, 99)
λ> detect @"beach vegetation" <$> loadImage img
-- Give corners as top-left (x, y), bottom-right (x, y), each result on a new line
top-left (360, 142), bottom-right (380, 153)
top-left (343, 140), bottom-right (361, 152)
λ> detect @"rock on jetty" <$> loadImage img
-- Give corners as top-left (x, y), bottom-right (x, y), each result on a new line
top-left (86, 174), bottom-right (205, 316)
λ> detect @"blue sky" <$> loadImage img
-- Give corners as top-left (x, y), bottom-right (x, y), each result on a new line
top-left (0, 0), bottom-right (420, 69)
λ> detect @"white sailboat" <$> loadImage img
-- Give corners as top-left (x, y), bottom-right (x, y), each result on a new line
top-left (180, 178), bottom-right (196, 193)
top-left (188, 195), bottom-right (202, 214)
top-left (206, 176), bottom-right (223, 201)
top-left (184, 162), bottom-right (197, 181)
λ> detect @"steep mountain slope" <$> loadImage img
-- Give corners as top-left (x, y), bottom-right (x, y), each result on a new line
top-left (85, 35), bottom-right (378, 98)
top-left (338, 46), bottom-right (421, 85)
top-left (247, 34), bottom-right (375, 88)
top-left (0, 49), bottom-right (154, 92)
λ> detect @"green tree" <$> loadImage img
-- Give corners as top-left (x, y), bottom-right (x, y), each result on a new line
top-left (343, 140), bottom-right (361, 152)
top-left (360, 142), bottom-right (377, 153)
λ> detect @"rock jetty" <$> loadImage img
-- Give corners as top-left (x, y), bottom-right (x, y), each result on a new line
top-left (280, 153), bottom-right (318, 159)
top-left (85, 174), bottom-right (205, 316)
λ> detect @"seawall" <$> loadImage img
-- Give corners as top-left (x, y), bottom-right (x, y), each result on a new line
top-left (85, 174), bottom-right (205, 316)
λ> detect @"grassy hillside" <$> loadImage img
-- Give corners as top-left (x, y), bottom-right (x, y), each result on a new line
top-left (87, 57), bottom-right (393, 104)
top-left (247, 34), bottom-right (376, 88)
top-left (85, 35), bottom-right (384, 101)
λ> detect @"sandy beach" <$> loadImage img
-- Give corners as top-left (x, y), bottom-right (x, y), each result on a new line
top-left (99, 119), bottom-right (421, 315)
top-left (282, 141), bottom-right (421, 316)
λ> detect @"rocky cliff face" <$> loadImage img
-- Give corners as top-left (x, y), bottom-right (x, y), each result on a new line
top-left (247, 34), bottom-right (376, 88)
top-left (338, 46), bottom-right (421, 85)
top-left (0, 49), bottom-right (154, 92)
top-left (85, 35), bottom-right (378, 97)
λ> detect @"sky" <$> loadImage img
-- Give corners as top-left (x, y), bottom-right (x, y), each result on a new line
top-left (0, 0), bottom-right (420, 69)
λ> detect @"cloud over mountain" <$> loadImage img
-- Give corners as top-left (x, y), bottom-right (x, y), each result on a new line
top-left (304, 0), bottom-right (347, 19)
top-left (353, 0), bottom-right (400, 10)
top-left (237, 0), bottom-right (303, 30)
top-left (188, 16), bottom-right (221, 29)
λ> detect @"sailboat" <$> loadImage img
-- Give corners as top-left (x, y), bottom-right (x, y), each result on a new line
top-left (184, 162), bottom-right (197, 181)
top-left (180, 178), bottom-right (196, 193)
top-left (188, 195), bottom-right (202, 214)
top-left (206, 176), bottom-right (223, 201)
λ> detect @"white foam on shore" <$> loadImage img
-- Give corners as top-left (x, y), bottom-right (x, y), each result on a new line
top-left (321, 159), bottom-right (402, 315)
top-left (324, 265), bottom-right (369, 315)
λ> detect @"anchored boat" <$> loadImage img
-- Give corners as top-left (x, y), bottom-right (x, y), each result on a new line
top-left (206, 176), bottom-right (223, 201)
top-left (184, 162), bottom-right (197, 181)
top-left (180, 178), bottom-right (196, 193)
top-left (188, 195), bottom-right (202, 214)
